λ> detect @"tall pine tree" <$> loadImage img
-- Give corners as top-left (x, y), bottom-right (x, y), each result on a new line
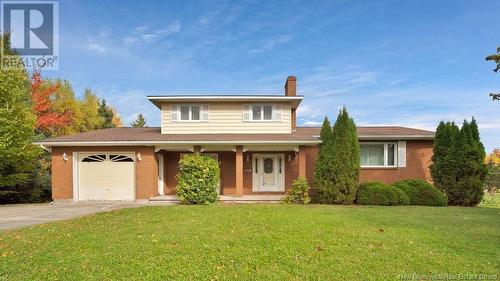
top-left (98, 99), bottom-right (116, 129)
top-left (311, 117), bottom-right (335, 203)
top-left (329, 107), bottom-right (360, 204)
top-left (130, 113), bottom-right (147, 127)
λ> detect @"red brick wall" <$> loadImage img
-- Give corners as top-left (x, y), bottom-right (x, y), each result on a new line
top-left (359, 141), bottom-right (433, 184)
top-left (51, 146), bottom-right (158, 200)
top-left (51, 140), bottom-right (432, 200)
top-left (303, 140), bottom-right (433, 185)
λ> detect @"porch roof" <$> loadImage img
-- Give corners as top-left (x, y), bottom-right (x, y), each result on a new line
top-left (34, 126), bottom-right (434, 147)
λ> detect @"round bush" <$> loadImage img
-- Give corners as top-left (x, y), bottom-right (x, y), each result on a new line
top-left (176, 153), bottom-right (220, 204)
top-left (356, 182), bottom-right (409, 206)
top-left (392, 179), bottom-right (447, 206)
top-left (283, 176), bottom-right (311, 204)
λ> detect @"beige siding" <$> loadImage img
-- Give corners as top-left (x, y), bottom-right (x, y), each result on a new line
top-left (161, 102), bottom-right (291, 134)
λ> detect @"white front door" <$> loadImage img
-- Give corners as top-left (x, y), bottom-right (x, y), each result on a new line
top-left (252, 154), bottom-right (285, 192)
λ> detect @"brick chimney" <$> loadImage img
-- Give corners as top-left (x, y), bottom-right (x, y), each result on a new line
top-left (284, 76), bottom-right (296, 96)
top-left (284, 76), bottom-right (297, 131)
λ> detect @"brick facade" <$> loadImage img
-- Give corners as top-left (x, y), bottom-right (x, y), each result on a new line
top-left (302, 140), bottom-right (433, 185)
top-left (51, 146), bottom-right (158, 200)
top-left (50, 140), bottom-right (433, 201)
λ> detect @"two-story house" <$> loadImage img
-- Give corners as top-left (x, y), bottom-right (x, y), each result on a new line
top-left (36, 76), bottom-right (435, 202)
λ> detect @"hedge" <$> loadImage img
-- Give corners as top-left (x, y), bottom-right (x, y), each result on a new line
top-left (356, 182), bottom-right (409, 206)
top-left (392, 179), bottom-right (447, 206)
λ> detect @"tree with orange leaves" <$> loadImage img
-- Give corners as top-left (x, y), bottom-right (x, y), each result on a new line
top-left (30, 71), bottom-right (71, 136)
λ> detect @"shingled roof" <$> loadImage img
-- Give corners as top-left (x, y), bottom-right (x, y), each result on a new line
top-left (35, 126), bottom-right (434, 146)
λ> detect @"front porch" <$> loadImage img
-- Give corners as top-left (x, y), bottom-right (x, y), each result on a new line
top-left (155, 144), bottom-right (311, 197)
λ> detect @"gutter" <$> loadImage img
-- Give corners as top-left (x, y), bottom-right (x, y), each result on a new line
top-left (311, 135), bottom-right (435, 140)
top-left (33, 140), bottom-right (323, 147)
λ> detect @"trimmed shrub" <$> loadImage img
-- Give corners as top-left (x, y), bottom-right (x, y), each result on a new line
top-left (176, 153), bottom-right (220, 204)
top-left (393, 179), bottom-right (447, 206)
top-left (283, 176), bottom-right (310, 204)
top-left (356, 182), bottom-right (409, 206)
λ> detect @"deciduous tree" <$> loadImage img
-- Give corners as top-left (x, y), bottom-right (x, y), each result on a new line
top-left (485, 47), bottom-right (499, 101)
top-left (0, 34), bottom-right (40, 200)
top-left (31, 72), bottom-right (71, 136)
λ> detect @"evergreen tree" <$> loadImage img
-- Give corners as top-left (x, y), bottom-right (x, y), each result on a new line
top-left (311, 117), bottom-right (335, 203)
top-left (98, 99), bottom-right (116, 129)
top-left (445, 120), bottom-right (486, 206)
top-left (130, 113), bottom-right (147, 127)
top-left (0, 34), bottom-right (40, 200)
top-left (329, 107), bottom-right (360, 204)
top-left (430, 121), bottom-right (459, 193)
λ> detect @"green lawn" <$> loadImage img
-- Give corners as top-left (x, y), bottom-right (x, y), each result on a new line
top-left (1, 205), bottom-right (499, 280)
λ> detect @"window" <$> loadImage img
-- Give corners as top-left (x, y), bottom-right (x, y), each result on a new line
top-left (81, 155), bottom-right (106, 162)
top-left (179, 105), bottom-right (201, 121)
top-left (264, 158), bottom-right (274, 173)
top-left (263, 105), bottom-right (272, 120)
top-left (360, 142), bottom-right (397, 167)
top-left (252, 105), bottom-right (273, 121)
top-left (109, 155), bottom-right (134, 162)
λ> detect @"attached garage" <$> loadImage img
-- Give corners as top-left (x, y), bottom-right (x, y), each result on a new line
top-left (75, 152), bottom-right (135, 201)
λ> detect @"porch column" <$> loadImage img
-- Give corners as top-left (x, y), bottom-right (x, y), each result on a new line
top-left (157, 153), bottom-right (164, 195)
top-left (235, 145), bottom-right (244, 196)
top-left (298, 146), bottom-right (307, 178)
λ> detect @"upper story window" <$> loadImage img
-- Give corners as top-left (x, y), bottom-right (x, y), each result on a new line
top-left (252, 105), bottom-right (273, 121)
top-left (180, 105), bottom-right (200, 121)
top-left (243, 104), bottom-right (282, 122)
top-left (360, 142), bottom-right (396, 167)
top-left (171, 104), bottom-right (208, 122)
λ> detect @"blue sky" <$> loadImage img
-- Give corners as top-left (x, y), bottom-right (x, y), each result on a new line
top-left (45, 0), bottom-right (498, 151)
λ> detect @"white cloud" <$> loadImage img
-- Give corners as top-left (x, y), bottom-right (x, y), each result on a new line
top-left (249, 35), bottom-right (291, 53)
top-left (86, 41), bottom-right (107, 53)
top-left (124, 20), bottom-right (182, 44)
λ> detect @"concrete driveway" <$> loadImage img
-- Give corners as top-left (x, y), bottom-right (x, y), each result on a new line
top-left (0, 202), bottom-right (144, 231)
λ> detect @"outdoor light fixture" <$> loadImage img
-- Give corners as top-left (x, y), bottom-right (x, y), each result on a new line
top-left (62, 153), bottom-right (68, 162)
top-left (288, 154), bottom-right (292, 162)
top-left (137, 152), bottom-right (142, 161)
top-left (245, 154), bottom-right (250, 162)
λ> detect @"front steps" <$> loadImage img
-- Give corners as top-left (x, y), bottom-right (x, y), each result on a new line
top-left (149, 195), bottom-right (285, 203)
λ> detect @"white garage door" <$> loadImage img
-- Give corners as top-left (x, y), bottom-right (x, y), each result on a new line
top-left (77, 153), bottom-right (135, 201)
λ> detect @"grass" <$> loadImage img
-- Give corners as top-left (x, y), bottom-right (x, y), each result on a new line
top-left (0, 205), bottom-right (499, 280)
top-left (480, 192), bottom-right (500, 208)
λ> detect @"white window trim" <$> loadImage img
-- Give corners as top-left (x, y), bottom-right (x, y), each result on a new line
top-left (174, 104), bottom-right (208, 122)
top-left (250, 104), bottom-right (275, 122)
top-left (360, 142), bottom-right (397, 168)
